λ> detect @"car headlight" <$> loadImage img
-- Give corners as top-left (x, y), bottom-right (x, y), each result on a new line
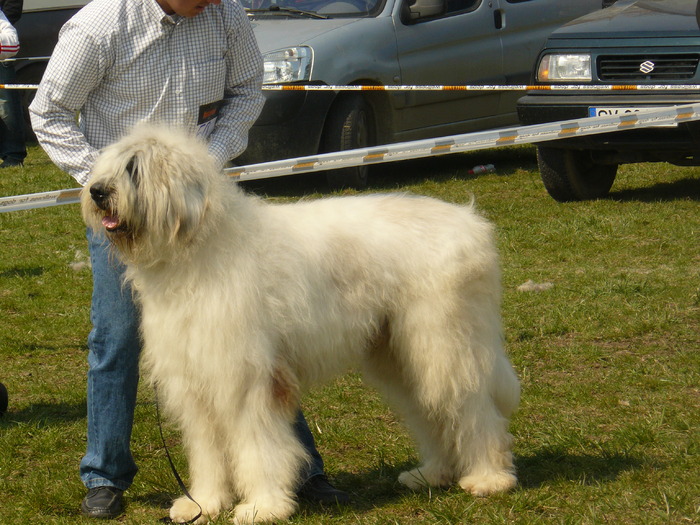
top-left (537, 53), bottom-right (592, 82)
top-left (263, 47), bottom-right (312, 84)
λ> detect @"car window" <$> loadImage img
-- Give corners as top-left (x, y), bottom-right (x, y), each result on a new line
top-left (403, 0), bottom-right (480, 24)
top-left (240, 0), bottom-right (385, 17)
top-left (445, 0), bottom-right (479, 15)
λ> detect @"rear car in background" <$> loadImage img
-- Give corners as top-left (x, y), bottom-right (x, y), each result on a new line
top-left (13, 1), bottom-right (90, 136)
top-left (517, 0), bottom-right (700, 201)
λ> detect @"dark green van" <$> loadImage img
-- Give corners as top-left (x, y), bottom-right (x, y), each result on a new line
top-left (518, 0), bottom-right (700, 201)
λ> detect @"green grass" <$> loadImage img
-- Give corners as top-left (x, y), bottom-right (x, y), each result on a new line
top-left (0, 144), bottom-right (698, 524)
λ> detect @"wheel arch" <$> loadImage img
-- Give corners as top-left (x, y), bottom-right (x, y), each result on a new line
top-left (319, 80), bottom-right (393, 150)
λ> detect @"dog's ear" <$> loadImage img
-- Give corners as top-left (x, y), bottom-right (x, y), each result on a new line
top-left (125, 157), bottom-right (139, 184)
top-left (166, 176), bottom-right (210, 244)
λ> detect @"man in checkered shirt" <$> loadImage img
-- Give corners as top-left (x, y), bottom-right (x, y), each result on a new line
top-left (30, 0), bottom-right (348, 519)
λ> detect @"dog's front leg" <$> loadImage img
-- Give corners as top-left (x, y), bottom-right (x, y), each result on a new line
top-left (228, 376), bottom-right (308, 524)
top-left (168, 394), bottom-right (232, 524)
top-left (170, 441), bottom-right (230, 524)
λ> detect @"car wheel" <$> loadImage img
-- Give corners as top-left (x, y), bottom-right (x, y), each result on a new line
top-left (537, 146), bottom-right (618, 202)
top-left (321, 95), bottom-right (374, 190)
top-left (0, 382), bottom-right (7, 416)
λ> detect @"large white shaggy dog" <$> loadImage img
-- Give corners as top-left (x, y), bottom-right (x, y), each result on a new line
top-left (81, 124), bottom-right (520, 524)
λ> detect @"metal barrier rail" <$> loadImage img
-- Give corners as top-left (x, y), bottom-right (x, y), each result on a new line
top-left (264, 84), bottom-right (700, 92)
top-left (3, 83), bottom-right (700, 91)
top-left (225, 104), bottom-right (700, 182)
top-left (2, 102), bottom-right (698, 214)
top-left (0, 84), bottom-right (43, 90)
top-left (0, 56), bottom-right (51, 62)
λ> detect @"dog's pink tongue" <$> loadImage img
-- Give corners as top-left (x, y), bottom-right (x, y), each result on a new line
top-left (102, 215), bottom-right (120, 230)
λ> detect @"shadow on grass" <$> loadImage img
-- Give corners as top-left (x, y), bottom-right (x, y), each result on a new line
top-left (516, 449), bottom-right (642, 489)
top-left (130, 468), bottom-right (408, 523)
top-left (131, 490), bottom-right (174, 510)
top-left (298, 448), bottom-right (639, 519)
top-left (610, 175), bottom-right (700, 202)
top-left (125, 450), bottom-right (641, 521)
top-left (330, 448), bottom-right (641, 508)
top-left (0, 401), bottom-right (86, 426)
top-left (330, 462), bottom-right (414, 510)
top-left (0, 266), bottom-right (46, 279)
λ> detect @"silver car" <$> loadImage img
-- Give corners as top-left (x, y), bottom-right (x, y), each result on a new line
top-left (20, 0), bottom-right (603, 187)
top-left (239, 0), bottom-right (605, 186)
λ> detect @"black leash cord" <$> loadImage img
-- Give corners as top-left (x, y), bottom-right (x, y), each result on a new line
top-left (154, 386), bottom-right (203, 524)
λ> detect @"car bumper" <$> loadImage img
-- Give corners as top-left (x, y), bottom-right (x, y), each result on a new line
top-left (236, 88), bottom-right (336, 165)
top-left (517, 92), bottom-right (700, 154)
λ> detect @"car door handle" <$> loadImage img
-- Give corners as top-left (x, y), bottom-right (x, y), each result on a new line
top-left (494, 8), bottom-right (505, 29)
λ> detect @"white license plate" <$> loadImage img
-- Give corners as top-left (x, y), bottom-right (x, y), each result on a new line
top-left (588, 106), bottom-right (677, 126)
top-left (588, 106), bottom-right (663, 116)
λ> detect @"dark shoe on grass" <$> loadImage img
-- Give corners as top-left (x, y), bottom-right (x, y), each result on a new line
top-left (81, 486), bottom-right (124, 519)
top-left (0, 382), bottom-right (7, 415)
top-left (297, 474), bottom-right (350, 505)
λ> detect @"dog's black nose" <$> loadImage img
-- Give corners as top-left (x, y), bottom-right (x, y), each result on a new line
top-left (90, 184), bottom-right (111, 210)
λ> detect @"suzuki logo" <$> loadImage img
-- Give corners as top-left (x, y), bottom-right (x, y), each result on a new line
top-left (639, 60), bottom-right (655, 74)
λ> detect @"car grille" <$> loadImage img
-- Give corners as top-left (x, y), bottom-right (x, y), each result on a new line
top-left (598, 54), bottom-right (700, 81)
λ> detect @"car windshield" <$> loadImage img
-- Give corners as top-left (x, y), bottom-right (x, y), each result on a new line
top-left (241, 0), bottom-right (384, 17)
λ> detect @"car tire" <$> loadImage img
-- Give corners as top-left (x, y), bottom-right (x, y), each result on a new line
top-left (0, 382), bottom-right (8, 416)
top-left (321, 95), bottom-right (374, 190)
top-left (537, 146), bottom-right (618, 202)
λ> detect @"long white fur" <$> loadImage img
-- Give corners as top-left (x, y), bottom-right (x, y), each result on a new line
top-left (81, 124), bottom-right (520, 524)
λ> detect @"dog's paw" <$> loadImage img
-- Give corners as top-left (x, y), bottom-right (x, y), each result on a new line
top-left (458, 471), bottom-right (517, 497)
top-left (170, 496), bottom-right (218, 524)
top-left (232, 500), bottom-right (296, 524)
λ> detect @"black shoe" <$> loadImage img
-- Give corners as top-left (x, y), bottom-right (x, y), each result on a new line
top-left (80, 486), bottom-right (125, 519)
top-left (297, 474), bottom-right (350, 505)
top-left (0, 159), bottom-right (23, 168)
top-left (0, 382), bottom-right (7, 415)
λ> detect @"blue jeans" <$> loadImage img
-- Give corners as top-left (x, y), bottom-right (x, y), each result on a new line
top-left (80, 229), bottom-right (323, 490)
top-left (0, 63), bottom-right (26, 164)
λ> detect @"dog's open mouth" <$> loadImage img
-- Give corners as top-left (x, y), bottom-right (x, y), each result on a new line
top-left (102, 213), bottom-right (123, 232)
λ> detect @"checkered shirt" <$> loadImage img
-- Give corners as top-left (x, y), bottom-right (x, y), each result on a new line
top-left (29, 0), bottom-right (265, 186)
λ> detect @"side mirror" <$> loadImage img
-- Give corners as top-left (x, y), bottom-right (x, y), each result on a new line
top-left (407, 0), bottom-right (444, 20)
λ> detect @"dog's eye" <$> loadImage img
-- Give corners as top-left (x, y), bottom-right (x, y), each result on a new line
top-left (126, 158), bottom-right (139, 184)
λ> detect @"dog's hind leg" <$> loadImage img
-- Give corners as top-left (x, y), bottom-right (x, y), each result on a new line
top-left (389, 356), bottom-right (517, 497)
top-left (452, 396), bottom-right (517, 496)
top-left (378, 288), bottom-right (518, 496)
top-left (395, 409), bottom-right (457, 490)
top-left (445, 294), bottom-right (519, 497)
top-left (367, 371), bottom-right (456, 489)
top-left (454, 353), bottom-right (519, 497)
top-left (362, 333), bottom-right (456, 490)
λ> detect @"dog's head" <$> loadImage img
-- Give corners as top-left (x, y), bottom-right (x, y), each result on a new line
top-left (81, 123), bottom-right (222, 264)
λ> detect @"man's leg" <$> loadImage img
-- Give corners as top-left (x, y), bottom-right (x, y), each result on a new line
top-left (80, 229), bottom-right (140, 518)
top-left (0, 63), bottom-right (26, 167)
top-left (294, 411), bottom-right (350, 505)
